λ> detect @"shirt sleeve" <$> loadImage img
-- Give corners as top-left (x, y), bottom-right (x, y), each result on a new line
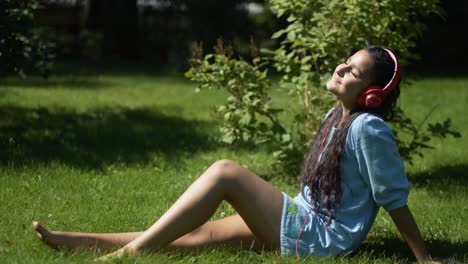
top-left (352, 115), bottom-right (410, 212)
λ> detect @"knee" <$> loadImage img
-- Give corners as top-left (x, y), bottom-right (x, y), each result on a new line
top-left (208, 159), bottom-right (242, 183)
top-left (210, 159), bottom-right (238, 174)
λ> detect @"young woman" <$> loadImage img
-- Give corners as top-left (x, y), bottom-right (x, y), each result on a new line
top-left (32, 46), bottom-right (441, 263)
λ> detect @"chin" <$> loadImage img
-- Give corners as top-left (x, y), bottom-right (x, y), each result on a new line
top-left (326, 82), bottom-right (338, 95)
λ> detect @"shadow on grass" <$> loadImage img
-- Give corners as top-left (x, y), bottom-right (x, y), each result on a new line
top-left (0, 77), bottom-right (117, 90)
top-left (408, 164), bottom-right (468, 194)
top-left (0, 105), bottom-right (219, 169)
top-left (356, 236), bottom-right (468, 261)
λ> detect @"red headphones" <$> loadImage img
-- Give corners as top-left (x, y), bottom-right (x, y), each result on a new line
top-left (357, 48), bottom-right (400, 109)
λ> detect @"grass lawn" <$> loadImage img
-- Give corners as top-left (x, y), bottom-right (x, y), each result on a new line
top-left (0, 66), bottom-right (467, 263)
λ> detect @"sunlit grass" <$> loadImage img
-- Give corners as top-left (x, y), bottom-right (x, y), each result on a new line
top-left (0, 68), bottom-right (466, 263)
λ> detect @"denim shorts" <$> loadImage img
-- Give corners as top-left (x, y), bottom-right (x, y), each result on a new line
top-left (280, 192), bottom-right (311, 256)
top-left (279, 192), bottom-right (353, 257)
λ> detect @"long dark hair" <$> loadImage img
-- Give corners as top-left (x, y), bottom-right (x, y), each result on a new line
top-left (300, 46), bottom-right (401, 222)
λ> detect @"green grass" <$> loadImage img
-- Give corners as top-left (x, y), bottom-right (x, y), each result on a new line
top-left (0, 68), bottom-right (467, 263)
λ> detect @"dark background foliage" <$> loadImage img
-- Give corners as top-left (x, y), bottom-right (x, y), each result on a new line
top-left (3, 0), bottom-right (465, 76)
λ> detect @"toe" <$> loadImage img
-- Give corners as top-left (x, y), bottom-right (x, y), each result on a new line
top-left (32, 221), bottom-right (40, 230)
top-left (32, 221), bottom-right (47, 240)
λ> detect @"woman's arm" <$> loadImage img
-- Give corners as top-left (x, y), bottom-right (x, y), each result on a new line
top-left (388, 205), bottom-right (433, 263)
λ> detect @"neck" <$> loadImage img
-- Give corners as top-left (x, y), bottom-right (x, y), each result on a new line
top-left (339, 101), bottom-right (353, 127)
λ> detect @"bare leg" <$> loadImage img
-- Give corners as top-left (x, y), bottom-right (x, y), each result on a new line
top-left (99, 159), bottom-right (284, 259)
top-left (33, 214), bottom-right (259, 252)
top-left (32, 221), bottom-right (141, 251)
top-left (167, 214), bottom-right (262, 251)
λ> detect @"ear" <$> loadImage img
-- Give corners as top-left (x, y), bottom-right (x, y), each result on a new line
top-left (357, 86), bottom-right (385, 109)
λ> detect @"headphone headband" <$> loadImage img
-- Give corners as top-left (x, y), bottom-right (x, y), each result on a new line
top-left (381, 48), bottom-right (400, 96)
top-left (357, 48), bottom-right (401, 109)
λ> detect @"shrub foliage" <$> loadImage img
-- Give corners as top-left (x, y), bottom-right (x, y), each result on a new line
top-left (187, 0), bottom-right (460, 175)
top-left (0, 0), bottom-right (54, 78)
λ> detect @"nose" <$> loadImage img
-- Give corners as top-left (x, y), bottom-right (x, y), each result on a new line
top-left (335, 63), bottom-right (348, 77)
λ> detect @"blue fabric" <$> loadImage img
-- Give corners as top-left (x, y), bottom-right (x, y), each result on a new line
top-left (280, 113), bottom-right (410, 257)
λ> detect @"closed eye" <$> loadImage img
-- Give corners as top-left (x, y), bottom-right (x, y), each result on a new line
top-left (344, 61), bottom-right (360, 78)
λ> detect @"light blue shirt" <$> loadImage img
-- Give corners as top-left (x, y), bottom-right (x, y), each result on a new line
top-left (293, 112), bottom-right (410, 256)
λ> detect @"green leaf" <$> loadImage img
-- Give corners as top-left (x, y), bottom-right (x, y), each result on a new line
top-left (272, 29), bottom-right (286, 39)
top-left (239, 113), bottom-right (253, 125)
top-left (224, 112), bottom-right (232, 121)
top-left (184, 71), bottom-right (194, 78)
top-left (287, 31), bottom-right (296, 42)
top-left (281, 133), bottom-right (291, 142)
top-left (222, 133), bottom-right (236, 144)
top-left (273, 150), bottom-right (284, 158)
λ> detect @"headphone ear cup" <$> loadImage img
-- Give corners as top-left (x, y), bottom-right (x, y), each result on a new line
top-left (358, 86), bottom-right (385, 109)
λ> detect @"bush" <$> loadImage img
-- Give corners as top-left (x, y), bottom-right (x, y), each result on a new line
top-left (187, 0), bottom-right (461, 176)
top-left (0, 0), bottom-right (55, 78)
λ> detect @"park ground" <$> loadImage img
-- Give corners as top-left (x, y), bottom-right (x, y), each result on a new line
top-left (0, 65), bottom-right (467, 263)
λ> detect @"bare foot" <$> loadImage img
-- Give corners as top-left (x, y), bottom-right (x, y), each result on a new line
top-left (95, 244), bottom-right (139, 261)
top-left (32, 221), bottom-right (59, 250)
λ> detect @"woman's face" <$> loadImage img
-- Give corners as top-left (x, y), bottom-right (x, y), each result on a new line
top-left (326, 49), bottom-right (375, 108)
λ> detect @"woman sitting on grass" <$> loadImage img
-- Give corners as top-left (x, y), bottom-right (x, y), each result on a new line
top-left (32, 46), bottom-right (442, 263)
